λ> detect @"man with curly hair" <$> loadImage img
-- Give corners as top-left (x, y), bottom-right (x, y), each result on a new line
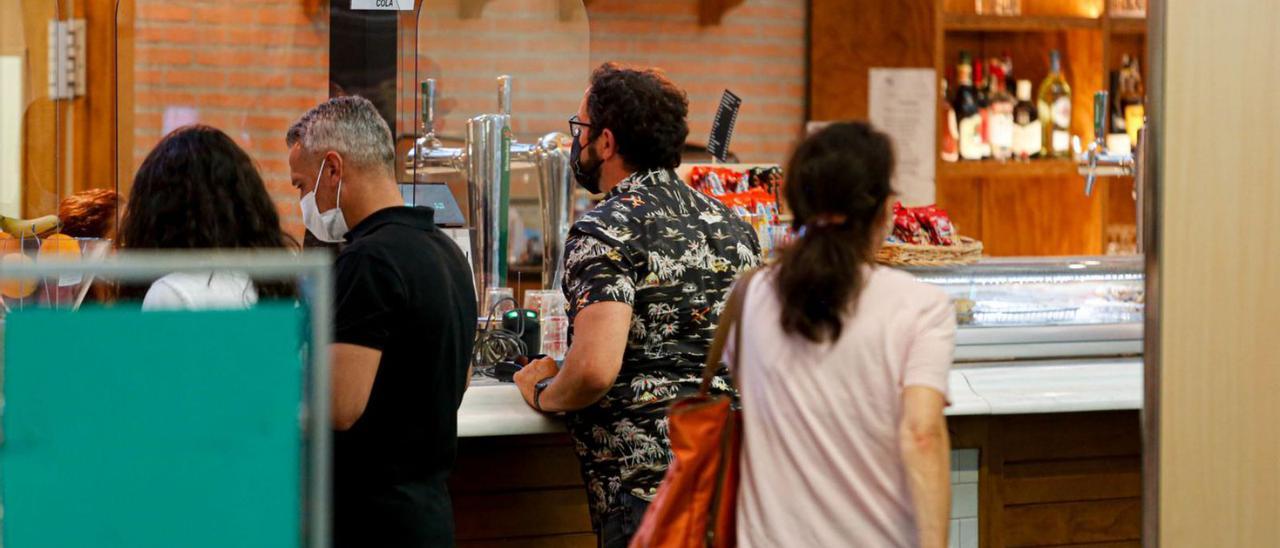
top-left (515, 63), bottom-right (761, 547)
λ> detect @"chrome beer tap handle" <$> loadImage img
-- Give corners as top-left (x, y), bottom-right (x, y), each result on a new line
top-left (1077, 91), bottom-right (1134, 196)
top-left (497, 75), bottom-right (512, 118)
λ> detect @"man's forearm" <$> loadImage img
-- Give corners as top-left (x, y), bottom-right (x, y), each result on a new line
top-left (535, 368), bottom-right (612, 412)
top-left (518, 301), bottom-right (630, 413)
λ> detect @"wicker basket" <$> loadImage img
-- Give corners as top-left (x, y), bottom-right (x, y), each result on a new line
top-left (876, 236), bottom-right (984, 266)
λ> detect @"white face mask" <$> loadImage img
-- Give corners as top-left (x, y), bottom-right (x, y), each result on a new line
top-left (300, 157), bottom-right (349, 243)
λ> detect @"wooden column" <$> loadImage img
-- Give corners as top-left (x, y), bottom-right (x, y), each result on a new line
top-left (1155, 0), bottom-right (1280, 543)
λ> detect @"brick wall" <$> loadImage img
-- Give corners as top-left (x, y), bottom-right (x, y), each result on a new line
top-left (127, 0), bottom-right (806, 239)
top-left (413, 0), bottom-right (806, 161)
top-left (131, 0), bottom-right (329, 237)
top-left (588, 0), bottom-right (807, 162)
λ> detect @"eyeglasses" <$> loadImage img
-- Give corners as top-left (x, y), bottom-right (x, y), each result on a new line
top-left (568, 115), bottom-right (592, 139)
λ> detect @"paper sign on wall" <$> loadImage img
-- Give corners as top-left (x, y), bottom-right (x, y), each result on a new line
top-left (351, 0), bottom-right (415, 10)
top-left (869, 68), bottom-right (937, 207)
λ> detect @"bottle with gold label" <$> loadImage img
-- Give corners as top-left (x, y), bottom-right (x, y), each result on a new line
top-left (1037, 50), bottom-right (1072, 158)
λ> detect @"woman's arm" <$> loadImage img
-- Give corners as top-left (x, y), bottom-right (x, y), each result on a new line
top-left (899, 386), bottom-right (951, 548)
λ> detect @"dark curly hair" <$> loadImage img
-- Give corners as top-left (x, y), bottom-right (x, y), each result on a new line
top-left (586, 63), bottom-right (689, 171)
top-left (121, 125), bottom-right (298, 297)
top-left (776, 122), bottom-right (894, 343)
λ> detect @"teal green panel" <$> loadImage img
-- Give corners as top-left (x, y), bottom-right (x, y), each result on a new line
top-left (2, 304), bottom-right (305, 548)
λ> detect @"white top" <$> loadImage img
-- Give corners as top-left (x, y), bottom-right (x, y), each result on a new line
top-left (141, 271), bottom-right (259, 311)
top-left (733, 266), bottom-right (956, 548)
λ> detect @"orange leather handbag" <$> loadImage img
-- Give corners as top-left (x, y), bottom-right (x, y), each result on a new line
top-left (629, 269), bottom-right (757, 548)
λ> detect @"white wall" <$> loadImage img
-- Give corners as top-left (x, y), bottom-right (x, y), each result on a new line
top-left (0, 55), bottom-right (22, 218)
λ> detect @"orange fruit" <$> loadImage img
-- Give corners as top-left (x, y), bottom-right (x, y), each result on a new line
top-left (39, 233), bottom-right (81, 260)
top-left (0, 231), bottom-right (19, 255)
top-left (0, 254), bottom-right (38, 299)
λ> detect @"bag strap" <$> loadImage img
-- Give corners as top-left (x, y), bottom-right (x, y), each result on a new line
top-left (699, 268), bottom-right (760, 396)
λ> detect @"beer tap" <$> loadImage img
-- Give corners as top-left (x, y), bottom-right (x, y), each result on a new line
top-left (497, 75), bottom-right (574, 290)
top-left (404, 75), bottom-right (574, 296)
top-left (1075, 90), bottom-right (1147, 254)
top-left (406, 79), bottom-right (466, 178)
top-left (1074, 91), bottom-right (1135, 196)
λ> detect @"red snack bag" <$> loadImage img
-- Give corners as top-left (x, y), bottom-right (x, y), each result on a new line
top-left (913, 205), bottom-right (957, 246)
top-left (892, 202), bottom-right (930, 244)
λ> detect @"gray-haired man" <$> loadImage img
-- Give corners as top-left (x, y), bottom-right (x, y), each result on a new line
top-left (288, 96), bottom-right (477, 547)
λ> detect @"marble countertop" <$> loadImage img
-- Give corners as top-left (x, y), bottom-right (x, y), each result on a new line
top-left (458, 358), bottom-right (1143, 437)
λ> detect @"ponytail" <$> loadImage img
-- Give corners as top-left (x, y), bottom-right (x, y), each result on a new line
top-left (774, 122), bottom-right (893, 343)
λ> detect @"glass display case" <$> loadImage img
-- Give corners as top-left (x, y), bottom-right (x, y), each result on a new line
top-left (906, 256), bottom-right (1145, 363)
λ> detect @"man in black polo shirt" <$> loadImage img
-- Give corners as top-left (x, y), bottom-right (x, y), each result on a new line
top-left (287, 96), bottom-right (477, 547)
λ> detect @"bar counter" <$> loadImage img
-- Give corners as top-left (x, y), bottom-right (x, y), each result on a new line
top-left (458, 359), bottom-right (1143, 437)
top-left (451, 359), bottom-right (1144, 547)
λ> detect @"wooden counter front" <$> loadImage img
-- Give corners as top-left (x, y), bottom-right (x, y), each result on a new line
top-left (450, 411), bottom-right (1142, 547)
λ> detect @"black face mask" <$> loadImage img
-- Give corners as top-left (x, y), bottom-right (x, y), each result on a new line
top-left (570, 134), bottom-right (603, 195)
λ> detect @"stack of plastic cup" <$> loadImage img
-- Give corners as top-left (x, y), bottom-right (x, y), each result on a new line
top-left (524, 289), bottom-right (569, 361)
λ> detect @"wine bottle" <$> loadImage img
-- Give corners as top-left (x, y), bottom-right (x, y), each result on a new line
top-left (954, 52), bottom-right (985, 161)
top-left (1002, 50), bottom-right (1016, 93)
top-left (941, 78), bottom-right (959, 162)
top-left (1037, 50), bottom-right (1072, 158)
top-left (974, 60), bottom-right (992, 159)
top-left (988, 64), bottom-right (1016, 161)
top-left (1013, 79), bottom-right (1041, 161)
top-left (1111, 55), bottom-right (1130, 136)
top-left (1119, 55), bottom-right (1145, 147)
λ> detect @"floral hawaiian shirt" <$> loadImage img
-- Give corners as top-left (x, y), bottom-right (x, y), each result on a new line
top-left (561, 167), bottom-right (762, 526)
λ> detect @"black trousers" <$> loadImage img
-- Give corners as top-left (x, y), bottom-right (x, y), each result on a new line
top-left (598, 493), bottom-right (651, 548)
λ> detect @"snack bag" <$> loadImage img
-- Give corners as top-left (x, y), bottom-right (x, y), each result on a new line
top-left (913, 205), bottom-right (957, 246)
top-left (892, 202), bottom-right (930, 244)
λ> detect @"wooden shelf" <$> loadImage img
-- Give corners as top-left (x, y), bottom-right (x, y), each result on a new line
top-left (1109, 17), bottom-right (1147, 35)
top-left (944, 14), bottom-right (1103, 32)
top-left (938, 159), bottom-right (1080, 179)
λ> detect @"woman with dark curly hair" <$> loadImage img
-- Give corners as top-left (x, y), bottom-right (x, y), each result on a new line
top-left (121, 124), bottom-right (297, 309)
top-left (511, 63), bottom-right (761, 547)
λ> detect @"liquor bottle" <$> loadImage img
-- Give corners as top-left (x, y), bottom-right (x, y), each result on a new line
top-left (941, 78), bottom-right (960, 162)
top-left (1012, 79), bottom-right (1041, 161)
top-left (1002, 51), bottom-right (1016, 92)
top-left (974, 60), bottom-right (992, 159)
top-left (1118, 55), bottom-right (1145, 146)
top-left (954, 52), bottom-right (984, 161)
top-left (1110, 66), bottom-right (1126, 136)
top-left (988, 65), bottom-right (1016, 161)
top-left (1037, 49), bottom-right (1072, 158)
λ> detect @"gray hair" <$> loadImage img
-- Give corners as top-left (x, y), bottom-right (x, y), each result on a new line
top-left (286, 96), bottom-right (395, 175)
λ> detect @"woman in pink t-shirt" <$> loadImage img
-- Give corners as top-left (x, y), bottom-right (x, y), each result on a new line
top-left (734, 122), bottom-right (955, 548)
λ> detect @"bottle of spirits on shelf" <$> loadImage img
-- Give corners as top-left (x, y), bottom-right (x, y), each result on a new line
top-left (1110, 55), bottom-right (1129, 136)
top-left (1013, 79), bottom-right (1041, 161)
top-left (1037, 49), bottom-right (1072, 158)
top-left (941, 78), bottom-right (959, 163)
top-left (1002, 51), bottom-right (1016, 93)
top-left (974, 60), bottom-right (992, 159)
top-left (988, 64), bottom-right (1016, 161)
top-left (954, 52), bottom-right (985, 161)
top-left (1119, 55), bottom-right (1145, 147)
